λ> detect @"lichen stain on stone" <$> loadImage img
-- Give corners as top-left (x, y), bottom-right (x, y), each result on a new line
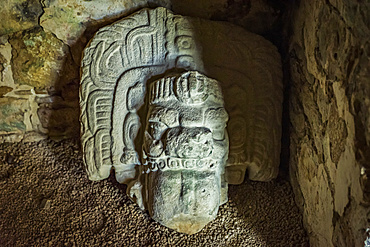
top-left (9, 28), bottom-right (68, 88)
top-left (328, 105), bottom-right (348, 164)
top-left (0, 53), bottom-right (6, 78)
top-left (0, 0), bottom-right (43, 36)
top-left (49, 6), bottom-right (79, 24)
top-left (0, 122), bottom-right (26, 132)
top-left (0, 97), bottom-right (27, 132)
top-left (41, 5), bottom-right (86, 44)
top-left (12, 0), bottom-right (42, 22)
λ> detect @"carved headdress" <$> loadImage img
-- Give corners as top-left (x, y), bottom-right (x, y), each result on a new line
top-left (142, 71), bottom-right (228, 172)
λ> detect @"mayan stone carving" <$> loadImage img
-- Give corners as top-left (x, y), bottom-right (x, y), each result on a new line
top-left (136, 72), bottom-right (229, 233)
top-left (80, 7), bottom-right (282, 234)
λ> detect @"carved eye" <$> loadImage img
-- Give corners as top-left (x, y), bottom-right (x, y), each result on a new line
top-left (148, 107), bottom-right (178, 128)
top-left (163, 109), bottom-right (178, 127)
top-left (144, 132), bottom-right (164, 158)
top-left (148, 121), bottom-right (168, 140)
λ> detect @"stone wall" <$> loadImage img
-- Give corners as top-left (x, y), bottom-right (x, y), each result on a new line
top-left (288, 0), bottom-right (370, 246)
top-left (3, 0), bottom-right (369, 245)
top-left (0, 0), bottom-right (281, 142)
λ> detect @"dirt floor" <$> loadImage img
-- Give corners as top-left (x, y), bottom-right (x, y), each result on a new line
top-left (0, 138), bottom-right (309, 246)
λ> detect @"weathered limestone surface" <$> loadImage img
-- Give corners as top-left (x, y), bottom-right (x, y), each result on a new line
top-left (9, 28), bottom-right (68, 88)
top-left (288, 0), bottom-right (370, 246)
top-left (0, 97), bottom-right (27, 133)
top-left (40, 0), bottom-right (171, 45)
top-left (141, 72), bottom-right (229, 234)
top-left (0, 0), bottom-right (43, 36)
top-left (80, 7), bottom-right (282, 233)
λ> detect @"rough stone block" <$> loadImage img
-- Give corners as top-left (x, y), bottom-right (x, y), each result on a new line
top-left (0, 38), bottom-right (16, 89)
top-left (0, 0), bottom-right (43, 36)
top-left (0, 97), bottom-right (28, 133)
top-left (9, 28), bottom-right (68, 88)
top-left (288, 0), bottom-right (370, 245)
top-left (40, 0), bottom-right (172, 45)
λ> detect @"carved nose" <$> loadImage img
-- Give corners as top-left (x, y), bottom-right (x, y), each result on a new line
top-left (179, 178), bottom-right (194, 215)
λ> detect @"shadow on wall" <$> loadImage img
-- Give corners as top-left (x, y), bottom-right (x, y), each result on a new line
top-left (37, 31), bottom-right (80, 141)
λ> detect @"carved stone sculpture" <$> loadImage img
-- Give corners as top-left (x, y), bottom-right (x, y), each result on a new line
top-left (133, 71), bottom-right (229, 233)
top-left (80, 7), bottom-right (282, 234)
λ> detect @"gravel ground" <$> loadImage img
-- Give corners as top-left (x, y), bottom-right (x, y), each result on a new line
top-left (0, 138), bottom-right (309, 246)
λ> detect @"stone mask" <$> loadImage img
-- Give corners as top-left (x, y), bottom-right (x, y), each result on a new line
top-left (80, 7), bottom-right (283, 235)
top-left (131, 72), bottom-right (229, 233)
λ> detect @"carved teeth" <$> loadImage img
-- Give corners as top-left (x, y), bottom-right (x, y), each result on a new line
top-left (143, 157), bottom-right (218, 172)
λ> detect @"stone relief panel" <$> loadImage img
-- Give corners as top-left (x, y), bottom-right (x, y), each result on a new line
top-left (80, 7), bottom-right (282, 233)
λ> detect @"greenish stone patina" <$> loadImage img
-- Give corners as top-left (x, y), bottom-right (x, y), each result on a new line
top-left (0, 0), bottom-right (43, 36)
top-left (0, 98), bottom-right (27, 132)
top-left (9, 28), bottom-right (68, 88)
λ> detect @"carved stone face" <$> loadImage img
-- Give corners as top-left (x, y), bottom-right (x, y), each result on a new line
top-left (141, 71), bottom-right (229, 234)
top-left (80, 6), bottom-right (283, 236)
